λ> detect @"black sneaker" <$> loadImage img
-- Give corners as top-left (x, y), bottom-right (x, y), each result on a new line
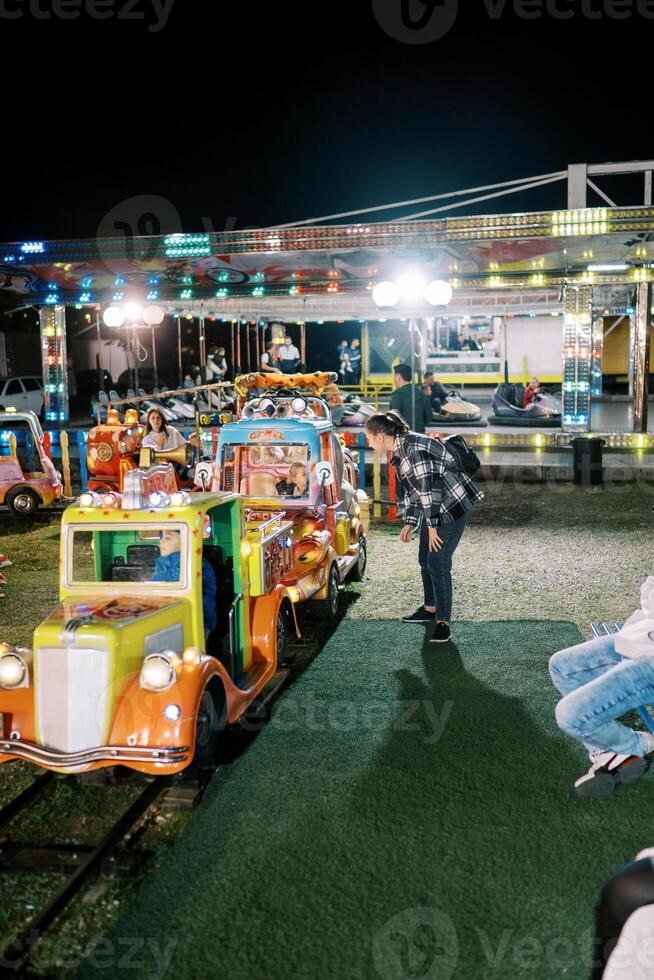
top-left (430, 621), bottom-right (452, 643)
top-left (402, 607), bottom-right (436, 624)
top-left (574, 750), bottom-right (650, 798)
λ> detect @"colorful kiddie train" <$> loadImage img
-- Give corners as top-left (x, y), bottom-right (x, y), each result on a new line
top-left (213, 372), bottom-right (370, 617)
top-left (0, 373), bottom-right (370, 774)
top-left (0, 464), bottom-right (303, 774)
top-left (0, 409), bottom-right (62, 515)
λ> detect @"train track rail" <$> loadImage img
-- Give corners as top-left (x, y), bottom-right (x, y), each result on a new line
top-left (0, 774), bottom-right (172, 975)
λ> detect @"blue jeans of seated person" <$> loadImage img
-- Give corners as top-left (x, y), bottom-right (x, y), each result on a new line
top-left (418, 512), bottom-right (469, 623)
top-left (549, 633), bottom-right (654, 758)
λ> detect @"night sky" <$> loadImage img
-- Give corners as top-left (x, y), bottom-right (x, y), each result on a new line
top-left (5, 0), bottom-right (654, 242)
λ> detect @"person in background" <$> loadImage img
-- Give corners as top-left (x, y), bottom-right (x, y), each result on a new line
top-left (276, 462), bottom-right (308, 497)
top-left (364, 410), bottom-right (483, 643)
top-left (390, 364), bottom-right (433, 434)
top-left (349, 338), bottom-right (362, 384)
top-left (142, 408), bottom-right (199, 451)
top-left (423, 372), bottom-right (449, 414)
top-left (279, 335), bottom-right (301, 374)
top-left (549, 575), bottom-right (654, 797)
top-left (206, 346), bottom-right (228, 382)
top-left (337, 339), bottom-right (351, 373)
top-left (260, 342), bottom-right (282, 374)
top-left (152, 529), bottom-right (217, 637)
top-left (523, 376), bottom-right (541, 408)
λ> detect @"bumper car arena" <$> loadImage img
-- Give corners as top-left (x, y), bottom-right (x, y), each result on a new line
top-left (4, 170), bottom-right (654, 980)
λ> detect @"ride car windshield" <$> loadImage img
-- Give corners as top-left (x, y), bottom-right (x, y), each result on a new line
top-left (221, 444), bottom-right (310, 499)
top-left (68, 526), bottom-right (187, 586)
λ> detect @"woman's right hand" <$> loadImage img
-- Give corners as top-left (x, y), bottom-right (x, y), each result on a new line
top-left (156, 432), bottom-right (166, 449)
top-left (399, 525), bottom-right (413, 543)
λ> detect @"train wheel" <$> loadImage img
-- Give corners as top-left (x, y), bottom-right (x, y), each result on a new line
top-left (193, 682), bottom-right (226, 769)
top-left (348, 535), bottom-right (367, 582)
top-left (276, 601), bottom-right (292, 666)
top-left (311, 563), bottom-right (340, 620)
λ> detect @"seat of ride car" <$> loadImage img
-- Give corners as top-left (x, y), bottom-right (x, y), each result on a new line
top-left (240, 471), bottom-right (281, 497)
top-left (109, 544), bottom-right (160, 582)
top-left (496, 383), bottom-right (526, 408)
top-left (202, 544), bottom-right (237, 672)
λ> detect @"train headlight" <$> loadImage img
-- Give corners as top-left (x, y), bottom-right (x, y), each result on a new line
top-left (170, 491), bottom-right (191, 507)
top-left (140, 654), bottom-right (175, 691)
top-left (0, 653), bottom-right (27, 689)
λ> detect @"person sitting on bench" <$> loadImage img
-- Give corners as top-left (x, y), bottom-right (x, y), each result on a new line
top-left (549, 575), bottom-right (654, 797)
top-left (151, 529), bottom-right (217, 636)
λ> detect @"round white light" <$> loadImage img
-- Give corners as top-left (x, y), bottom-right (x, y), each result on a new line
top-left (143, 304), bottom-right (165, 326)
top-left (372, 281), bottom-right (400, 308)
top-left (163, 703), bottom-right (182, 722)
top-left (291, 397), bottom-right (307, 413)
top-left (102, 492), bottom-right (119, 508)
top-left (424, 280), bottom-right (454, 307)
top-left (170, 491), bottom-right (191, 507)
top-left (148, 491), bottom-right (169, 508)
top-left (140, 655), bottom-right (175, 691)
top-left (79, 492), bottom-right (96, 507)
top-left (124, 302), bottom-right (143, 324)
top-left (103, 305), bottom-right (125, 328)
top-left (397, 273), bottom-right (426, 306)
top-left (0, 654), bottom-right (26, 689)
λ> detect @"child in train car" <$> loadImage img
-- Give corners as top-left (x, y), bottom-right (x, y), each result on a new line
top-left (276, 462), bottom-right (308, 497)
top-left (151, 529), bottom-right (218, 634)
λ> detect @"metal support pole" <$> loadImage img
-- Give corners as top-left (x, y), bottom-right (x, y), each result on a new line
top-left (362, 321), bottom-right (369, 393)
top-left (96, 312), bottom-right (104, 394)
top-left (254, 320), bottom-right (261, 371)
top-left (230, 321), bottom-right (235, 377)
top-left (634, 282), bottom-right (652, 433)
top-left (628, 314), bottom-right (636, 399)
top-left (300, 322), bottom-right (306, 368)
top-left (567, 163), bottom-right (588, 210)
top-left (177, 318), bottom-right (183, 387)
top-left (151, 325), bottom-right (159, 388)
top-left (133, 328), bottom-right (139, 392)
top-left (236, 321), bottom-right (241, 374)
top-left (198, 312), bottom-right (207, 382)
top-left (410, 317), bottom-right (416, 432)
top-left (645, 171), bottom-right (653, 207)
top-left (562, 285), bottom-right (592, 432)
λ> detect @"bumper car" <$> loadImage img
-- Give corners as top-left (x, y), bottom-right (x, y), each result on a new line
top-left (489, 383), bottom-right (562, 427)
top-left (432, 391), bottom-right (486, 428)
top-left (330, 395), bottom-right (377, 427)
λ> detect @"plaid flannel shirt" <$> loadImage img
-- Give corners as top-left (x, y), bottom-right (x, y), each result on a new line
top-left (391, 432), bottom-right (484, 528)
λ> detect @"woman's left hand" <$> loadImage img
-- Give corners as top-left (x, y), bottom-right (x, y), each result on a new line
top-left (428, 527), bottom-right (443, 552)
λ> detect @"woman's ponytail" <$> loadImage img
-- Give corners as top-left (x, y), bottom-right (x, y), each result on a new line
top-left (364, 410), bottom-right (410, 439)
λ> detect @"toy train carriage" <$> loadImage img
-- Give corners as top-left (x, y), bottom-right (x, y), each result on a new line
top-left (0, 410), bottom-right (62, 516)
top-left (86, 408), bottom-right (143, 493)
top-left (0, 481), bottom-right (298, 776)
top-left (215, 389), bottom-right (370, 616)
top-left (87, 408), bottom-right (199, 494)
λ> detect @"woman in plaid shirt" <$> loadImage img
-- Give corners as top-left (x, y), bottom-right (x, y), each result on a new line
top-left (365, 410), bottom-right (483, 643)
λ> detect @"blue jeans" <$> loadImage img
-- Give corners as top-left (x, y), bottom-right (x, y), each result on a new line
top-left (418, 512), bottom-right (469, 623)
top-left (549, 634), bottom-right (654, 757)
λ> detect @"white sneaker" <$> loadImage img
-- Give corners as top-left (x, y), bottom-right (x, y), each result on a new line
top-left (575, 749), bottom-right (649, 797)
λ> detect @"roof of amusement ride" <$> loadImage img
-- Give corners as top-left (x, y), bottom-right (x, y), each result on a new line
top-left (3, 205), bottom-right (654, 319)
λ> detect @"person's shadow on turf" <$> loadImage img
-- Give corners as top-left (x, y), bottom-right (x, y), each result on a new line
top-left (348, 626), bottom-right (654, 980)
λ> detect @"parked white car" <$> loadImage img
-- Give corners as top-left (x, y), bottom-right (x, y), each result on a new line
top-left (0, 376), bottom-right (44, 415)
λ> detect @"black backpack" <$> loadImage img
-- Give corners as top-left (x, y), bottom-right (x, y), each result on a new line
top-left (440, 434), bottom-right (481, 478)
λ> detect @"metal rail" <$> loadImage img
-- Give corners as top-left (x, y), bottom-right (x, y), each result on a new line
top-left (0, 772), bottom-right (56, 832)
top-left (0, 775), bottom-right (172, 973)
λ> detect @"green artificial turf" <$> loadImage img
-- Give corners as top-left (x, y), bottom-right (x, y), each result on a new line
top-left (74, 618), bottom-right (654, 980)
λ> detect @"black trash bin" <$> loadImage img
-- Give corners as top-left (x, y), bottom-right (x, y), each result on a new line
top-left (571, 437), bottom-right (605, 486)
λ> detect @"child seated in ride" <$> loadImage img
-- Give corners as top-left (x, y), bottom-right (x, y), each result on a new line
top-left (151, 529), bottom-right (218, 634)
top-left (522, 377), bottom-right (541, 408)
top-left (276, 462), bottom-right (308, 497)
